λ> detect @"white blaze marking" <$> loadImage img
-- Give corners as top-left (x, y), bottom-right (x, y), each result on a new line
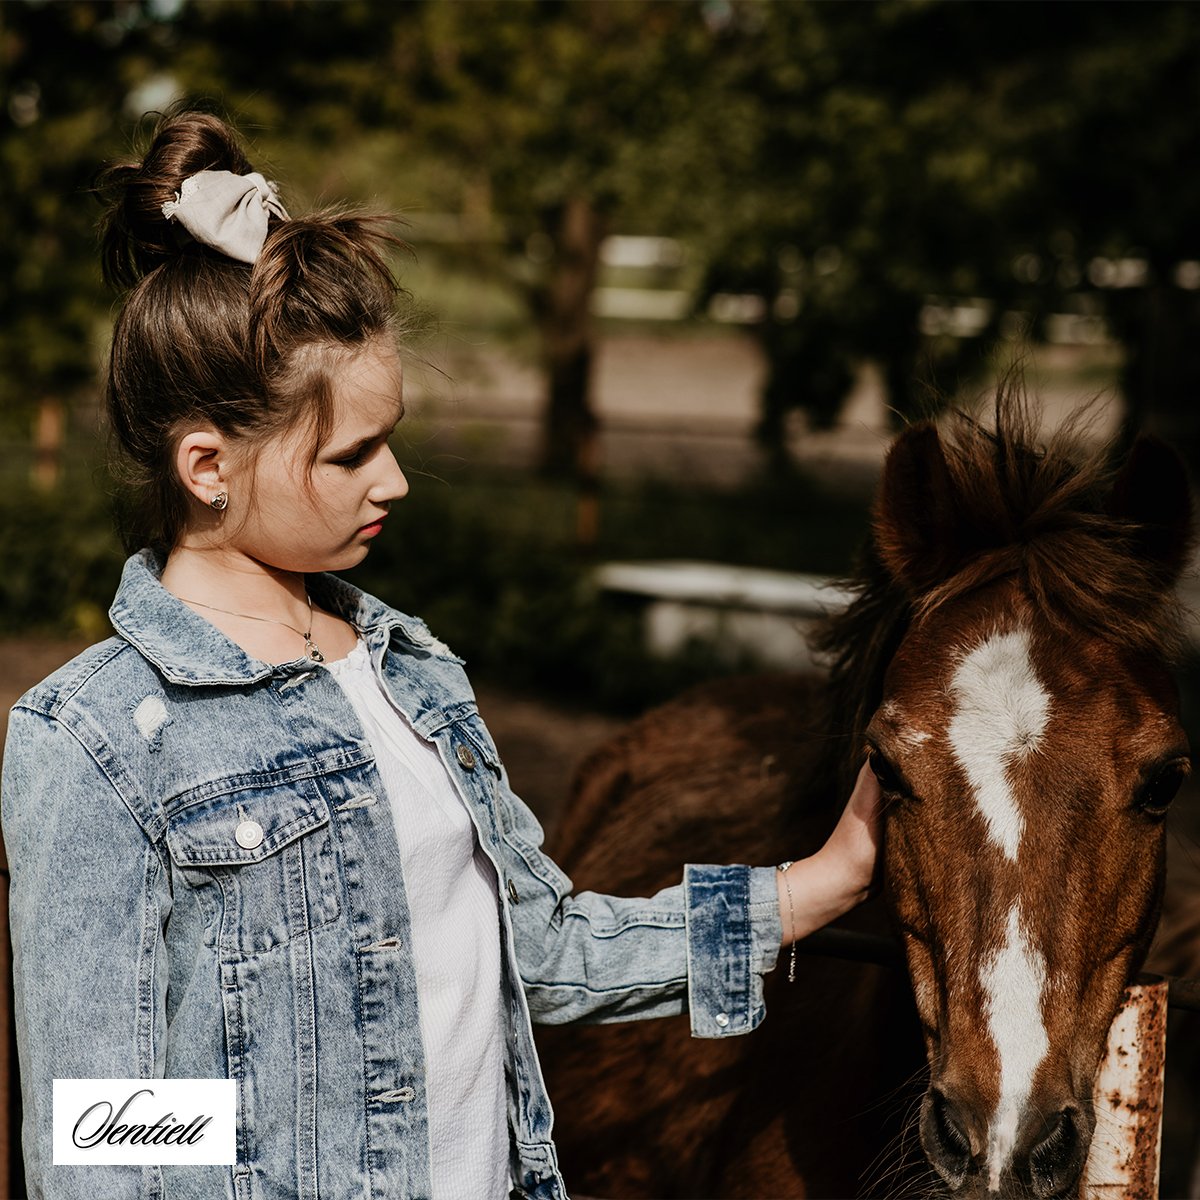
top-left (948, 629), bottom-right (1052, 1185)
top-left (981, 905), bottom-right (1050, 1189)
top-left (948, 629), bottom-right (1050, 860)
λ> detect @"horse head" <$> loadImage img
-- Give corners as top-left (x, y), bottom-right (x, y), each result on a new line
top-left (861, 398), bottom-right (1192, 1197)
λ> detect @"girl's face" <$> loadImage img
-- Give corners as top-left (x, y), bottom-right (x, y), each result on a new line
top-left (231, 337), bottom-right (409, 575)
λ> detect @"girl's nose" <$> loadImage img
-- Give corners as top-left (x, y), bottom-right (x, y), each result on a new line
top-left (374, 445), bottom-right (409, 503)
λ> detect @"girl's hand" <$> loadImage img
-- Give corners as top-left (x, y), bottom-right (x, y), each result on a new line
top-left (776, 759), bottom-right (883, 945)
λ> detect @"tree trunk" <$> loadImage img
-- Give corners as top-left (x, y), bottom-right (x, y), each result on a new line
top-left (535, 196), bottom-right (606, 484)
top-left (32, 396), bottom-right (64, 491)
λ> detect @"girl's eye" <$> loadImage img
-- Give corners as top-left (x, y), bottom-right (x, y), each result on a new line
top-left (332, 428), bottom-right (397, 470)
top-left (333, 447), bottom-right (372, 470)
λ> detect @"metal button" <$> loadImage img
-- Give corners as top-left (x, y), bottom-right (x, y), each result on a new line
top-left (456, 744), bottom-right (477, 770)
top-left (507, 880), bottom-right (520, 905)
top-left (714, 1011), bottom-right (730, 1028)
top-left (235, 819), bottom-right (264, 850)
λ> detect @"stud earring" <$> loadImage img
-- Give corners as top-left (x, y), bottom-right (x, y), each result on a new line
top-left (210, 491), bottom-right (229, 512)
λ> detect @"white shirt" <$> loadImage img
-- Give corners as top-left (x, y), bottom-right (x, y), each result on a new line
top-left (324, 641), bottom-right (509, 1200)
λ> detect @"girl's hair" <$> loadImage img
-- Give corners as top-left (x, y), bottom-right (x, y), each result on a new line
top-left (96, 107), bottom-right (408, 554)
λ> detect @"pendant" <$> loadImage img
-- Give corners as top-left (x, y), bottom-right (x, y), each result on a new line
top-left (305, 638), bottom-right (325, 663)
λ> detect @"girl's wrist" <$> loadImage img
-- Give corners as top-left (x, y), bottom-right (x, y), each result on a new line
top-left (776, 851), bottom-right (867, 947)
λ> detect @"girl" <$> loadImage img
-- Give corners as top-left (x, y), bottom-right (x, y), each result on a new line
top-left (1, 109), bottom-right (880, 1200)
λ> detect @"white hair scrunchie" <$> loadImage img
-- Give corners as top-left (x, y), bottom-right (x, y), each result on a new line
top-left (160, 169), bottom-right (289, 264)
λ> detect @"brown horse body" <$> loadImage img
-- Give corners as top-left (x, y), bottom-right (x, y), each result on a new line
top-left (538, 674), bottom-right (927, 1197)
top-left (537, 394), bottom-right (1194, 1198)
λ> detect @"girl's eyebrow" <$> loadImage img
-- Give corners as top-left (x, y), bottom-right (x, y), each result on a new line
top-left (330, 405), bottom-right (404, 458)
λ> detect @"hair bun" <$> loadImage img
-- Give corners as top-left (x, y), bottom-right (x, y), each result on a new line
top-left (98, 109), bottom-right (257, 288)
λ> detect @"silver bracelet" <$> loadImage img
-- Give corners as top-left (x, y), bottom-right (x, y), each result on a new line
top-left (777, 860), bottom-right (797, 983)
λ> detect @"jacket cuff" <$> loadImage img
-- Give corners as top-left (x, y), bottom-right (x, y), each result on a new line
top-left (684, 864), bottom-right (781, 1038)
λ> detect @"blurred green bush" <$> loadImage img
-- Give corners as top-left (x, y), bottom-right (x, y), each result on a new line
top-left (0, 478), bottom-right (124, 642)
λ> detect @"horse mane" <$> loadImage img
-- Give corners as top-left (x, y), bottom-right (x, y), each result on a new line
top-left (814, 380), bottom-right (1191, 791)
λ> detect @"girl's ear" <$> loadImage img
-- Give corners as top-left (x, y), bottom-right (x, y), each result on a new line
top-left (175, 428), bottom-right (229, 509)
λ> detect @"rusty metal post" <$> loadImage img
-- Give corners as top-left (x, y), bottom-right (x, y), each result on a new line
top-left (1081, 973), bottom-right (1168, 1199)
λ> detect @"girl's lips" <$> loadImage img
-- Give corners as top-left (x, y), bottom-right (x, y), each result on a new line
top-left (358, 518), bottom-right (386, 537)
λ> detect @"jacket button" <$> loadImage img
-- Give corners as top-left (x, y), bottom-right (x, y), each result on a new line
top-left (507, 880), bottom-right (520, 905)
top-left (714, 1011), bottom-right (730, 1028)
top-left (456, 744), bottom-right (477, 770)
top-left (235, 819), bottom-right (264, 850)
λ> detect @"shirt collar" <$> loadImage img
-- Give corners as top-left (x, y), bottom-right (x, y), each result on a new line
top-left (108, 550), bottom-right (435, 686)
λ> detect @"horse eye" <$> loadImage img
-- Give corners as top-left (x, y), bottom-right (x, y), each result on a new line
top-left (868, 750), bottom-right (907, 796)
top-left (1136, 761), bottom-right (1188, 817)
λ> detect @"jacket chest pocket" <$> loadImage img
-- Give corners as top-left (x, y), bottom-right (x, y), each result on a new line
top-left (166, 782), bottom-right (343, 958)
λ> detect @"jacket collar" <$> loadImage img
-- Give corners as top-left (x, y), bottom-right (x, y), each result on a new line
top-left (108, 550), bottom-right (434, 687)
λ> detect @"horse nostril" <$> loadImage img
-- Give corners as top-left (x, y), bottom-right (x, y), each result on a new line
top-left (1027, 1106), bottom-right (1085, 1198)
top-left (920, 1088), bottom-right (973, 1187)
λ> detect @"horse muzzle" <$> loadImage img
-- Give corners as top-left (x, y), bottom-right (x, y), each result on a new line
top-left (920, 1085), bottom-right (1093, 1199)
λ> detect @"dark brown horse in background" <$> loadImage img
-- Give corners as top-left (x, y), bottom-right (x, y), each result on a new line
top-left (535, 390), bottom-right (1194, 1199)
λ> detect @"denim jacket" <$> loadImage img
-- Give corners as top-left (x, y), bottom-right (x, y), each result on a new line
top-left (2, 551), bottom-right (782, 1200)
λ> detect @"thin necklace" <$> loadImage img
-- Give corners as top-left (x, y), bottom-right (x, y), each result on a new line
top-left (178, 592), bottom-right (326, 662)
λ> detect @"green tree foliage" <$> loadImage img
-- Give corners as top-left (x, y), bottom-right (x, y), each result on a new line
top-left (689, 2), bottom-right (1045, 445)
top-left (7, 0), bottom-right (1200, 481)
top-left (694, 1), bottom-right (1200, 461)
top-left (385, 0), bottom-right (736, 480)
top-left (957, 1), bottom-right (1200, 460)
top-left (162, 0), bottom-right (731, 480)
top-left (0, 2), bottom-right (169, 437)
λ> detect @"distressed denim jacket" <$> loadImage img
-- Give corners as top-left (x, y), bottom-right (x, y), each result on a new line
top-left (2, 551), bottom-right (783, 1200)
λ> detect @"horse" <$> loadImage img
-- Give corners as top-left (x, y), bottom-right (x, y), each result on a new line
top-left (534, 388), bottom-right (1194, 1199)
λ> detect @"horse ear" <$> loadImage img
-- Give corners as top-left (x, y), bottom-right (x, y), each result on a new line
top-left (873, 422), bottom-right (967, 593)
top-left (1108, 435), bottom-right (1194, 585)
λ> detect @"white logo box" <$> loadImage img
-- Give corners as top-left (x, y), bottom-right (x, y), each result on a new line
top-left (53, 1079), bottom-right (236, 1165)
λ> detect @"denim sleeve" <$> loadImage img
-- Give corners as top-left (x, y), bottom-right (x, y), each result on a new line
top-left (492, 769), bottom-right (782, 1039)
top-left (2, 707), bottom-right (169, 1199)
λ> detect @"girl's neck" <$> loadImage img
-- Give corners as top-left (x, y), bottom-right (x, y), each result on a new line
top-left (160, 543), bottom-right (360, 666)
top-left (161, 544), bottom-right (310, 619)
